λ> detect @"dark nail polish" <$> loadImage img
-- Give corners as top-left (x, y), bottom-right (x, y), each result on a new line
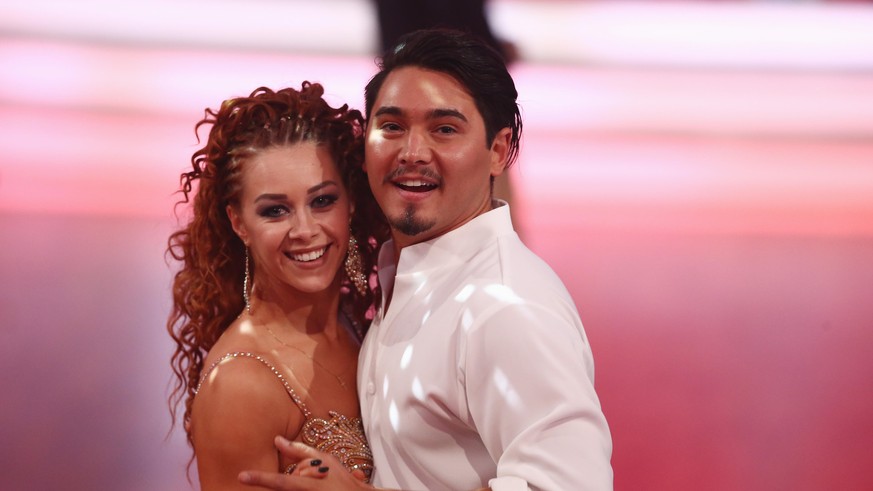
top-left (318, 466), bottom-right (330, 473)
top-left (310, 459), bottom-right (322, 466)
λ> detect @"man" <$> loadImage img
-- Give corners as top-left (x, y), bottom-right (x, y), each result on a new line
top-left (240, 28), bottom-right (613, 490)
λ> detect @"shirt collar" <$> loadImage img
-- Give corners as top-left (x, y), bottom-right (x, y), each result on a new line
top-left (383, 200), bottom-right (514, 276)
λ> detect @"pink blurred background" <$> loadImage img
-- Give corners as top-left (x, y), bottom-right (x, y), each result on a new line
top-left (2, 1), bottom-right (872, 489)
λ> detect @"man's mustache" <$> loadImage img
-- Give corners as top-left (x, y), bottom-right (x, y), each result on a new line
top-left (383, 166), bottom-right (443, 185)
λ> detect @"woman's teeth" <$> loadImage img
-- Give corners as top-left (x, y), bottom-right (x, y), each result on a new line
top-left (292, 248), bottom-right (326, 262)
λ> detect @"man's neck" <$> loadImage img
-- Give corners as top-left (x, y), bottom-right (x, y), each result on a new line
top-left (389, 199), bottom-right (501, 258)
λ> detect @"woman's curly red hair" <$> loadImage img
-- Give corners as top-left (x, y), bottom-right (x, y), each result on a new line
top-left (166, 82), bottom-right (388, 449)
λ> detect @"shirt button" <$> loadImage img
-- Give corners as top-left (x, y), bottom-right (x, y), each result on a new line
top-left (367, 382), bottom-right (376, 396)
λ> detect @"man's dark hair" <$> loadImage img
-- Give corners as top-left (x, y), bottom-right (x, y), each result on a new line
top-left (364, 28), bottom-right (523, 168)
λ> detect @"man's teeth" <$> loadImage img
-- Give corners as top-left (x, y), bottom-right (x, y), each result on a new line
top-left (398, 180), bottom-right (436, 189)
top-left (292, 248), bottom-right (326, 262)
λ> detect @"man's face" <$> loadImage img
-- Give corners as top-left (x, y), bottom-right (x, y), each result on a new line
top-left (364, 66), bottom-right (509, 249)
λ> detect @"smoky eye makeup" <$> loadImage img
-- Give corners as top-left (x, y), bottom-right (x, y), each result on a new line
top-left (257, 204), bottom-right (289, 218)
top-left (311, 193), bottom-right (339, 209)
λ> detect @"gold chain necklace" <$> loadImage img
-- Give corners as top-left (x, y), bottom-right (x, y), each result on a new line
top-left (264, 324), bottom-right (351, 391)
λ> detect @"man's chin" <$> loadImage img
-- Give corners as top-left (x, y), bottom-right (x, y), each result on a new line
top-left (390, 208), bottom-right (436, 238)
top-left (391, 220), bottom-right (435, 238)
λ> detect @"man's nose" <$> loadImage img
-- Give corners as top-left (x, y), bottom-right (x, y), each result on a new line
top-left (399, 129), bottom-right (432, 165)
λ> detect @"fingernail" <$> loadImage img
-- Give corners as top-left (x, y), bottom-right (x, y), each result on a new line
top-left (318, 466), bottom-right (330, 473)
top-left (310, 459), bottom-right (322, 466)
top-left (239, 472), bottom-right (252, 483)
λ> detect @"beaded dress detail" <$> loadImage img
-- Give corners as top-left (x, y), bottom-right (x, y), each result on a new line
top-left (196, 352), bottom-right (373, 481)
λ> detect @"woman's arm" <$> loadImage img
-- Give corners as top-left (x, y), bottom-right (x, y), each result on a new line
top-left (193, 357), bottom-right (304, 490)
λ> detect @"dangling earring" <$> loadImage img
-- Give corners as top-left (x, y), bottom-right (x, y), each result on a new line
top-left (344, 234), bottom-right (367, 295)
top-left (243, 247), bottom-right (252, 314)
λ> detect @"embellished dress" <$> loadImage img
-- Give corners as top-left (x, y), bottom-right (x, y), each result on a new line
top-left (196, 351), bottom-right (373, 481)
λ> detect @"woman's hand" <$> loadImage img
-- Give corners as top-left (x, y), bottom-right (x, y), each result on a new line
top-left (239, 436), bottom-right (372, 490)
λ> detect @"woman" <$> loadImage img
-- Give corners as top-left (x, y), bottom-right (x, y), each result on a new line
top-left (166, 82), bottom-right (388, 489)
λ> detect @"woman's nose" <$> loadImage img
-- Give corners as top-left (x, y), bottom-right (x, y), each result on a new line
top-left (287, 212), bottom-right (317, 239)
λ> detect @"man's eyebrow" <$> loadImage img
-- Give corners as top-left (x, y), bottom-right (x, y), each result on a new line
top-left (373, 106), bottom-right (402, 117)
top-left (373, 106), bottom-right (468, 123)
top-left (429, 108), bottom-right (467, 122)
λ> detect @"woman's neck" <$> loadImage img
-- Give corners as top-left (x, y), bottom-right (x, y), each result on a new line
top-left (247, 284), bottom-right (343, 341)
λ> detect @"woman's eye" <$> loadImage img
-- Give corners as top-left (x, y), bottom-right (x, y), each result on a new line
top-left (259, 205), bottom-right (287, 218)
top-left (312, 194), bottom-right (339, 209)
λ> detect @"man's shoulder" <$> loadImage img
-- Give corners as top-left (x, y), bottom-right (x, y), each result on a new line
top-left (498, 234), bottom-right (569, 288)
top-left (458, 234), bottom-right (576, 309)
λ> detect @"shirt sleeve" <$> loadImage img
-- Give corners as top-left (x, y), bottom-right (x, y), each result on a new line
top-left (462, 299), bottom-right (614, 491)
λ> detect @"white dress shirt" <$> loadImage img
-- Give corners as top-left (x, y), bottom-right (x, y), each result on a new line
top-left (358, 202), bottom-right (613, 491)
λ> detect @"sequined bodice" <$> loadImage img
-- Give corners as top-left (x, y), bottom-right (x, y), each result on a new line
top-left (196, 352), bottom-right (373, 480)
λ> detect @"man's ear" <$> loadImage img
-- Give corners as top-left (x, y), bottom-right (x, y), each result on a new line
top-left (489, 127), bottom-right (512, 177)
top-left (226, 204), bottom-right (248, 245)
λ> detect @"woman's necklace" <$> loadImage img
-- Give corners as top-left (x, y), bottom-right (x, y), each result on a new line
top-left (264, 324), bottom-right (352, 391)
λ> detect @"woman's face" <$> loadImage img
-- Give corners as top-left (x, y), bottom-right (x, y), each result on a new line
top-left (228, 142), bottom-right (352, 299)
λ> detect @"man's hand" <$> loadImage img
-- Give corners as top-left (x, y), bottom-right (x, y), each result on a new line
top-left (238, 436), bottom-right (371, 490)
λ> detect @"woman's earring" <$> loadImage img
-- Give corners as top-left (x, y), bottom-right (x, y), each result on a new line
top-left (243, 247), bottom-right (252, 314)
top-left (344, 235), bottom-right (367, 295)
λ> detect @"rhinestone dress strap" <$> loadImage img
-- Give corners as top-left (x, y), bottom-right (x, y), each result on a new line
top-left (195, 351), bottom-right (311, 419)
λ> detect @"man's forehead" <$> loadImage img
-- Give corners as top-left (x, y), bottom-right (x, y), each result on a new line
top-left (372, 68), bottom-right (478, 119)
top-left (379, 67), bottom-right (470, 98)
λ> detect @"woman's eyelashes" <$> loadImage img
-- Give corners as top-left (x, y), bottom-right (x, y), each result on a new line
top-left (258, 204), bottom-right (288, 218)
top-left (255, 194), bottom-right (339, 219)
top-left (311, 193), bottom-right (339, 209)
